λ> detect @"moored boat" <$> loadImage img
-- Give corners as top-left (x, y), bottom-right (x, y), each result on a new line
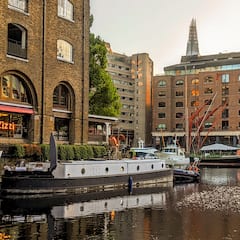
top-left (199, 143), bottom-right (240, 167)
top-left (0, 134), bottom-right (173, 195)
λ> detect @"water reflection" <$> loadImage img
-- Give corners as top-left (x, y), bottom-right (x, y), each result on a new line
top-left (201, 167), bottom-right (240, 185)
top-left (1, 169), bottom-right (240, 239)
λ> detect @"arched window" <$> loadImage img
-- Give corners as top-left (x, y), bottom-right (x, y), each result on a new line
top-left (191, 89), bottom-right (199, 96)
top-left (158, 80), bottom-right (166, 87)
top-left (191, 78), bottom-right (199, 85)
top-left (8, 23), bottom-right (27, 59)
top-left (176, 80), bottom-right (184, 86)
top-left (53, 84), bottom-right (71, 110)
top-left (1, 74), bottom-right (31, 104)
top-left (58, 0), bottom-right (74, 21)
top-left (57, 40), bottom-right (73, 62)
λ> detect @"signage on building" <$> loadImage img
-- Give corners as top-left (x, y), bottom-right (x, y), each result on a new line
top-left (0, 121), bottom-right (15, 130)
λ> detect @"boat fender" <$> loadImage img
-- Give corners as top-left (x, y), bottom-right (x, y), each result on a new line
top-left (128, 176), bottom-right (133, 193)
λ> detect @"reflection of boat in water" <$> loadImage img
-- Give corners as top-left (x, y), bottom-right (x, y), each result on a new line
top-left (1, 134), bottom-right (173, 195)
top-left (0, 186), bottom-right (169, 222)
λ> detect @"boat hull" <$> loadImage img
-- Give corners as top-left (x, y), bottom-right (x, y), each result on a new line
top-left (1, 169), bottom-right (173, 195)
top-left (173, 169), bottom-right (200, 183)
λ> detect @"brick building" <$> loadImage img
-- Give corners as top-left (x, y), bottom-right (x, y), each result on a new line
top-left (152, 19), bottom-right (240, 152)
top-left (0, 0), bottom-right (89, 144)
top-left (106, 44), bottom-right (153, 147)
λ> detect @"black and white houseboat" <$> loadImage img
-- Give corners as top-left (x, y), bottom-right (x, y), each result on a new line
top-left (1, 134), bottom-right (173, 195)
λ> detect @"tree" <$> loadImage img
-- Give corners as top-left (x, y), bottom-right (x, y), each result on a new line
top-left (89, 17), bottom-right (121, 117)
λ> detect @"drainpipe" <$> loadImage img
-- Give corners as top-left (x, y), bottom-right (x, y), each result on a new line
top-left (40, 0), bottom-right (46, 144)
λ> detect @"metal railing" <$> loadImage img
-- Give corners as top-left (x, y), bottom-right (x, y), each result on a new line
top-left (8, 38), bottom-right (27, 59)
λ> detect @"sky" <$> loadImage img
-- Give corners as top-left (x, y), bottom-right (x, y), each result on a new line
top-left (90, 0), bottom-right (240, 75)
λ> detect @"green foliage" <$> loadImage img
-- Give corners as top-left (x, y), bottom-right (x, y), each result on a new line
top-left (10, 144), bottom-right (25, 158)
top-left (58, 145), bottom-right (67, 160)
top-left (79, 145), bottom-right (88, 160)
top-left (89, 31), bottom-right (121, 117)
top-left (85, 145), bottom-right (94, 159)
top-left (66, 145), bottom-right (75, 160)
top-left (92, 145), bottom-right (107, 158)
top-left (41, 144), bottom-right (50, 161)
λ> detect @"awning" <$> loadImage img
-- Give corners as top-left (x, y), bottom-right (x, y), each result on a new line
top-left (0, 105), bottom-right (34, 114)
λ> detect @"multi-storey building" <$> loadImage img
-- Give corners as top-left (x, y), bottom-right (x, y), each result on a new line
top-left (152, 19), bottom-right (240, 152)
top-left (0, 0), bottom-right (89, 144)
top-left (106, 44), bottom-right (153, 147)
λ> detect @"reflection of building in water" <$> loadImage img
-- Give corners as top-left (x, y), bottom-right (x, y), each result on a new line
top-left (201, 168), bottom-right (239, 185)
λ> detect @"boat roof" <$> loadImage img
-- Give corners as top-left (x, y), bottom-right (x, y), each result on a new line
top-left (200, 143), bottom-right (238, 151)
top-left (130, 147), bottom-right (159, 154)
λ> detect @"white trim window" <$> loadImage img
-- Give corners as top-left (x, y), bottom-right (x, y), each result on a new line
top-left (8, 0), bottom-right (28, 12)
top-left (57, 40), bottom-right (73, 63)
top-left (58, 0), bottom-right (73, 21)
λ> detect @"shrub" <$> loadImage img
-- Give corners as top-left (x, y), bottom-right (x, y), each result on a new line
top-left (41, 144), bottom-right (50, 161)
top-left (58, 145), bottom-right (67, 160)
top-left (85, 145), bottom-right (94, 159)
top-left (10, 144), bottom-right (25, 158)
top-left (66, 145), bottom-right (75, 160)
top-left (73, 145), bottom-right (82, 160)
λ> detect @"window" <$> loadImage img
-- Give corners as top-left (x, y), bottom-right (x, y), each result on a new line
top-left (158, 91), bottom-right (166, 97)
top-left (57, 40), bottom-right (73, 62)
top-left (205, 99), bottom-right (212, 105)
top-left (158, 113), bottom-right (165, 118)
top-left (176, 102), bottom-right (183, 107)
top-left (204, 76), bottom-right (214, 83)
top-left (204, 122), bottom-right (212, 128)
top-left (54, 117), bottom-right (69, 141)
top-left (176, 112), bottom-right (184, 118)
top-left (58, 0), bottom-right (73, 21)
top-left (176, 80), bottom-right (184, 86)
top-left (191, 89), bottom-right (199, 96)
top-left (8, 0), bottom-right (28, 12)
top-left (158, 80), bottom-right (166, 87)
top-left (176, 123), bottom-right (183, 129)
top-left (204, 88), bottom-right (213, 94)
top-left (191, 78), bottom-right (199, 85)
top-left (1, 74), bottom-right (31, 103)
top-left (222, 86), bottom-right (229, 95)
top-left (191, 101), bottom-right (199, 107)
top-left (221, 74), bottom-right (229, 83)
top-left (222, 120), bottom-right (228, 129)
top-left (8, 23), bottom-right (27, 59)
top-left (53, 84), bottom-right (71, 109)
top-left (157, 124), bottom-right (166, 130)
top-left (222, 109), bottom-right (229, 118)
top-left (158, 102), bottom-right (166, 107)
top-left (176, 91), bottom-right (183, 97)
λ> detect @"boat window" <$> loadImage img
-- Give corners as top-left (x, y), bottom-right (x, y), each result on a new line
top-left (121, 166), bottom-right (124, 171)
top-left (81, 168), bottom-right (85, 175)
top-left (137, 165), bottom-right (140, 171)
top-left (105, 167), bottom-right (109, 173)
top-left (151, 164), bottom-right (154, 169)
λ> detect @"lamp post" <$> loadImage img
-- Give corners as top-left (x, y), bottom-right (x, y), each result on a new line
top-left (185, 65), bottom-right (190, 155)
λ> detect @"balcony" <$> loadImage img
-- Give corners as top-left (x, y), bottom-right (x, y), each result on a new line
top-left (8, 38), bottom-right (27, 59)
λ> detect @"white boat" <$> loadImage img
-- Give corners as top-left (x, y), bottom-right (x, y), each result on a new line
top-left (159, 142), bottom-right (190, 169)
